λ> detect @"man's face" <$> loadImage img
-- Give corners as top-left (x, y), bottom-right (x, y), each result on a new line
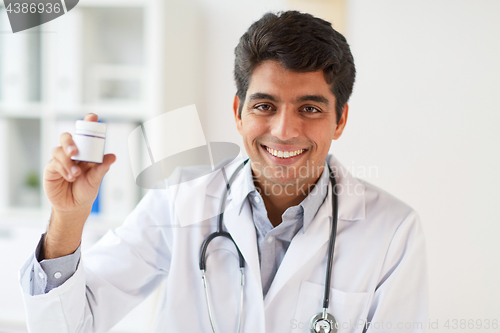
top-left (233, 60), bottom-right (348, 191)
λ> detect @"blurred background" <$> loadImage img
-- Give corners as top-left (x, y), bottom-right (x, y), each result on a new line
top-left (0, 0), bottom-right (499, 332)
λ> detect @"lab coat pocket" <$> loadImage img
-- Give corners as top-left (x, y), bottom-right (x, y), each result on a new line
top-left (292, 281), bottom-right (369, 333)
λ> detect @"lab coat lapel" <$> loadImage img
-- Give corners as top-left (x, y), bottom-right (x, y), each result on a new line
top-left (329, 154), bottom-right (366, 221)
top-left (264, 192), bottom-right (331, 308)
top-left (173, 158), bottom-right (246, 227)
top-left (205, 158), bottom-right (263, 295)
top-left (223, 201), bottom-right (263, 295)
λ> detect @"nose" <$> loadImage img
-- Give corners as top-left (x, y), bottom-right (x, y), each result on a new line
top-left (270, 107), bottom-right (300, 141)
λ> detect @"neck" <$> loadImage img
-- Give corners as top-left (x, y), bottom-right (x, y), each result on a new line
top-left (252, 166), bottom-right (324, 227)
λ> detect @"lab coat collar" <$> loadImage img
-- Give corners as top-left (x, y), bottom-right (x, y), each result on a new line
top-left (301, 161), bottom-right (330, 230)
top-left (327, 154), bottom-right (366, 222)
top-left (171, 157), bottom-right (247, 227)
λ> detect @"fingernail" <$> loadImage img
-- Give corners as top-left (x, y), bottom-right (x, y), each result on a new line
top-left (68, 173), bottom-right (73, 180)
top-left (66, 145), bottom-right (75, 154)
top-left (71, 166), bottom-right (78, 175)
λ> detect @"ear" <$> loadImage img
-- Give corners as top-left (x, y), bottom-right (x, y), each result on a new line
top-left (333, 103), bottom-right (348, 140)
top-left (233, 95), bottom-right (243, 135)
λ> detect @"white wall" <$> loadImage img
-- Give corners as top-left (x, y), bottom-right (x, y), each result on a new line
top-left (195, 0), bottom-right (286, 145)
top-left (338, 0), bottom-right (500, 328)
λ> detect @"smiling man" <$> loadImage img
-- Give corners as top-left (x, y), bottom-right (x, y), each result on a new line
top-left (20, 11), bottom-right (428, 333)
top-left (234, 60), bottom-right (348, 227)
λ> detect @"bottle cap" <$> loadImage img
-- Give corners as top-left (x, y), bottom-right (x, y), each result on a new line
top-left (75, 120), bottom-right (107, 138)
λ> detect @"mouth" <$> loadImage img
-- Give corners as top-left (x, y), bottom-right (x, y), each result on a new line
top-left (261, 145), bottom-right (308, 160)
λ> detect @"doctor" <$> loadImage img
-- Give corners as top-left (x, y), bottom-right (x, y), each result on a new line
top-left (20, 11), bottom-right (428, 333)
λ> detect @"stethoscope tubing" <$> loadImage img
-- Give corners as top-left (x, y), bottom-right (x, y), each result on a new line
top-left (199, 159), bottom-right (249, 333)
top-left (199, 159), bottom-right (339, 333)
top-left (323, 165), bottom-right (338, 310)
top-left (199, 159), bottom-right (249, 271)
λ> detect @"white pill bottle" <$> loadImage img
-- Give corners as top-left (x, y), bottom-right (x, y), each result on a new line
top-left (71, 120), bottom-right (107, 163)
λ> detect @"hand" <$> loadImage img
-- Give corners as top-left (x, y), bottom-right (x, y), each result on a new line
top-left (44, 113), bottom-right (116, 214)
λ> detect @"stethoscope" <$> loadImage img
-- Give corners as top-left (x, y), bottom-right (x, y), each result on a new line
top-left (199, 159), bottom-right (339, 333)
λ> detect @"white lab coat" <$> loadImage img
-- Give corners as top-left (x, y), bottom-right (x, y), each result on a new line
top-left (20, 155), bottom-right (428, 333)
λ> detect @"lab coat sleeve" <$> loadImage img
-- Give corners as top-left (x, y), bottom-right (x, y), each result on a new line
top-left (365, 210), bottom-right (429, 333)
top-left (19, 188), bottom-right (173, 333)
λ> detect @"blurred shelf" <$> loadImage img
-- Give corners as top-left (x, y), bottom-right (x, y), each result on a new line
top-left (0, 208), bottom-right (48, 227)
top-left (54, 103), bottom-right (149, 121)
top-left (0, 103), bottom-right (45, 118)
top-left (0, 208), bottom-right (128, 231)
top-left (0, 104), bottom-right (149, 121)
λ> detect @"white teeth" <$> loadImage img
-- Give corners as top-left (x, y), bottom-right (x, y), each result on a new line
top-left (265, 147), bottom-right (305, 159)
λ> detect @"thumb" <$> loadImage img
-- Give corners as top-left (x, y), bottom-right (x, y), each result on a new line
top-left (87, 154), bottom-right (116, 187)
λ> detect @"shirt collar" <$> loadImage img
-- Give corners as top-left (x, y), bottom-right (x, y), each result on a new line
top-left (242, 160), bottom-right (330, 232)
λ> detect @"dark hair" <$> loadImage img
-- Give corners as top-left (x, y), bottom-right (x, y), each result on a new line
top-left (234, 11), bottom-right (356, 123)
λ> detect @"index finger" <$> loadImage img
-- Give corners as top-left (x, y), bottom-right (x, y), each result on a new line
top-left (59, 132), bottom-right (77, 157)
top-left (83, 113), bottom-right (98, 122)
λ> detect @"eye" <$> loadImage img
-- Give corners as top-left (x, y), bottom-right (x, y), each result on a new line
top-left (254, 103), bottom-right (274, 112)
top-left (302, 106), bottom-right (321, 113)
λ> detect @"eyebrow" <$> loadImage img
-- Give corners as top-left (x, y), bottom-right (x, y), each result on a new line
top-left (296, 95), bottom-right (330, 106)
top-left (247, 92), bottom-right (330, 106)
top-left (247, 92), bottom-right (279, 103)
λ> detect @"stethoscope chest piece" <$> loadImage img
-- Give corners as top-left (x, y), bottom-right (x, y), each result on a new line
top-left (310, 312), bottom-right (337, 333)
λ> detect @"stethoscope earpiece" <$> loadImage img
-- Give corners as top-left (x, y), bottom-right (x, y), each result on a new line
top-left (310, 312), bottom-right (337, 333)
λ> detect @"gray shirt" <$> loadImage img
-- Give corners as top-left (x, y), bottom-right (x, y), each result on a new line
top-left (31, 161), bottom-right (330, 297)
top-left (241, 161), bottom-right (329, 295)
